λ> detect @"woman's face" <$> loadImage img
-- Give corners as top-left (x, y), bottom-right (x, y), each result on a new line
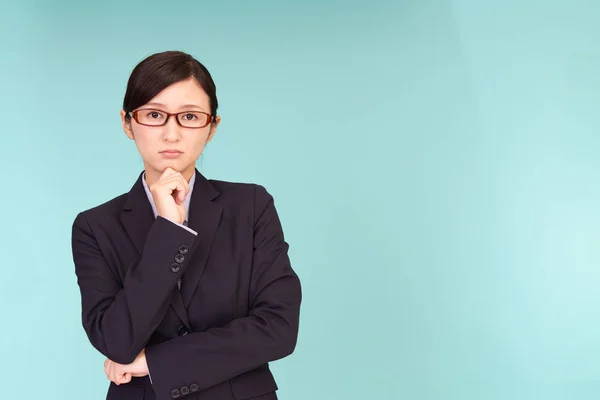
top-left (120, 77), bottom-right (220, 183)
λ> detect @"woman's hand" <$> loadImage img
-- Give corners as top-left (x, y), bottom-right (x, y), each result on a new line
top-left (150, 168), bottom-right (190, 225)
top-left (104, 349), bottom-right (149, 385)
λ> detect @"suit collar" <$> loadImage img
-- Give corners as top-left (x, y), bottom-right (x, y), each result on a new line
top-left (122, 168), bottom-right (218, 213)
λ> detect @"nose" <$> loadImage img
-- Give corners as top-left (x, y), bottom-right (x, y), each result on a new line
top-left (162, 116), bottom-right (182, 142)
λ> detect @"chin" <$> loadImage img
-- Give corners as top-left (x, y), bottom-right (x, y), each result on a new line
top-left (155, 160), bottom-right (194, 173)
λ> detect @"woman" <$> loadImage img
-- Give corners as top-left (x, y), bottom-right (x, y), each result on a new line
top-left (71, 50), bottom-right (302, 400)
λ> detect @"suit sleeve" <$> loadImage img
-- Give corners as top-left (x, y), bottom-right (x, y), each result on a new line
top-left (145, 185), bottom-right (302, 398)
top-left (72, 215), bottom-right (198, 364)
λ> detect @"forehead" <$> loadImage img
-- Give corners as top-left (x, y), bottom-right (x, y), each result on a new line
top-left (146, 78), bottom-right (209, 110)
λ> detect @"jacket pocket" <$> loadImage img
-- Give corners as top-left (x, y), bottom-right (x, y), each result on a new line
top-left (229, 364), bottom-right (278, 399)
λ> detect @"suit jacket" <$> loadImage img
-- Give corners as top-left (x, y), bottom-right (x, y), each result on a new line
top-left (71, 169), bottom-right (302, 400)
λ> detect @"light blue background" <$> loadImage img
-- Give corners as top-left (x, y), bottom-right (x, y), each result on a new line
top-left (1, 1), bottom-right (600, 399)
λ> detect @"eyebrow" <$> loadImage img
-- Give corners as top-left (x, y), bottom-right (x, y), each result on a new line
top-left (144, 102), bottom-right (207, 112)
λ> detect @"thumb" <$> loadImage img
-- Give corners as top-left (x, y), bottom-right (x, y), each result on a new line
top-left (116, 364), bottom-right (129, 377)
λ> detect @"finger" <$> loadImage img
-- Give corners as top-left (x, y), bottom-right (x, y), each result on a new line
top-left (122, 373), bottom-right (132, 384)
top-left (158, 172), bottom-right (190, 194)
top-left (160, 167), bottom-right (178, 179)
top-left (111, 363), bottom-right (124, 386)
top-left (177, 175), bottom-right (190, 200)
top-left (115, 364), bottom-right (127, 385)
top-left (111, 364), bottom-right (120, 385)
top-left (165, 173), bottom-right (189, 190)
top-left (107, 361), bottom-right (115, 383)
top-left (165, 177), bottom-right (189, 203)
top-left (153, 169), bottom-right (179, 191)
top-left (176, 186), bottom-right (186, 204)
top-left (118, 373), bottom-right (131, 385)
top-left (156, 174), bottom-right (187, 193)
top-left (106, 360), bottom-right (113, 379)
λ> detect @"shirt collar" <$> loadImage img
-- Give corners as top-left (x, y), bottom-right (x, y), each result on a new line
top-left (141, 170), bottom-right (196, 220)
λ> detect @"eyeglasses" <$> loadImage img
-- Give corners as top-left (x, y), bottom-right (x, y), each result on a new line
top-left (129, 108), bottom-right (214, 129)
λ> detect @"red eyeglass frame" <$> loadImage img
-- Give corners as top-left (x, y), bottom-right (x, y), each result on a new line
top-left (128, 109), bottom-right (214, 129)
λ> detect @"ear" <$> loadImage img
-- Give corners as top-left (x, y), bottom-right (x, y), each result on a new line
top-left (120, 110), bottom-right (135, 140)
top-left (206, 115), bottom-right (221, 144)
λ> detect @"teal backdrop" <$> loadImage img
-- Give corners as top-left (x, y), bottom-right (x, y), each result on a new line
top-left (1, 1), bottom-right (600, 399)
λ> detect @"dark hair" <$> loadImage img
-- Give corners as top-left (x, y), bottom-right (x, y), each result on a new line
top-left (122, 50), bottom-right (218, 118)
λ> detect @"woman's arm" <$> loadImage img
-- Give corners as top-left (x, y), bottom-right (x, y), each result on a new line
top-left (144, 185), bottom-right (302, 399)
top-left (72, 214), bottom-right (197, 364)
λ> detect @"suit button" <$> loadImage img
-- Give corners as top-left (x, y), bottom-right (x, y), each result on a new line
top-left (177, 325), bottom-right (189, 336)
top-left (170, 263), bottom-right (180, 273)
top-left (175, 254), bottom-right (185, 263)
top-left (170, 388), bottom-right (181, 398)
top-left (190, 383), bottom-right (199, 392)
top-left (178, 245), bottom-right (189, 254)
top-left (180, 386), bottom-right (190, 395)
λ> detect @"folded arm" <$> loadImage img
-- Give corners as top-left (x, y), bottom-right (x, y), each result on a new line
top-left (145, 185), bottom-right (302, 398)
top-left (72, 215), bottom-right (197, 364)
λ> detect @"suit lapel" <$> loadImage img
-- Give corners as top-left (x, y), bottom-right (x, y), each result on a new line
top-left (119, 170), bottom-right (192, 329)
top-left (181, 169), bottom-right (223, 308)
top-left (120, 171), bottom-right (154, 256)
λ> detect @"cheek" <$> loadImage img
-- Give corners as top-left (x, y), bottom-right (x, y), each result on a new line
top-left (131, 129), bottom-right (155, 151)
top-left (188, 131), bottom-right (210, 151)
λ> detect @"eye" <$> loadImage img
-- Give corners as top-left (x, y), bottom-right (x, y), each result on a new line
top-left (145, 110), bottom-right (165, 119)
top-left (181, 113), bottom-right (198, 121)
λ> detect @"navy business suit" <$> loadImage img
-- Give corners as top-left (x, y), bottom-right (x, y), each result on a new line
top-left (71, 169), bottom-right (301, 400)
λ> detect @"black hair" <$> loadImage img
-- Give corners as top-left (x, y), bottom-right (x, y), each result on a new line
top-left (122, 50), bottom-right (218, 118)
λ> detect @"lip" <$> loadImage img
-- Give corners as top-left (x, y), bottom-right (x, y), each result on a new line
top-left (160, 150), bottom-right (183, 158)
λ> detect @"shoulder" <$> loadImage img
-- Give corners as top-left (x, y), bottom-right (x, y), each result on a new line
top-left (209, 179), bottom-right (272, 202)
top-left (208, 179), bottom-right (278, 218)
top-left (72, 192), bottom-right (129, 230)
